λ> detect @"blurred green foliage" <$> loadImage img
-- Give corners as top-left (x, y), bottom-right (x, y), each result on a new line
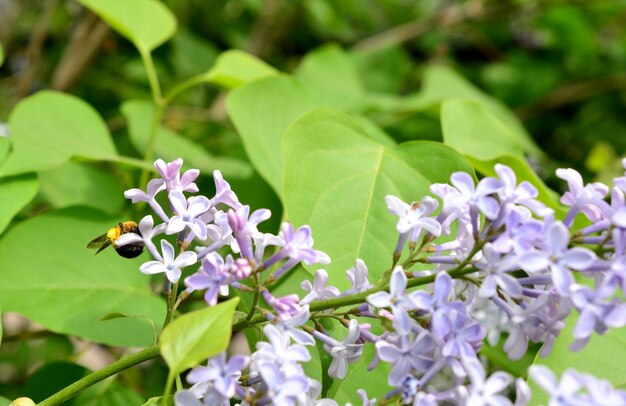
top-left (1, 0), bottom-right (626, 401)
top-left (2, 0), bottom-right (626, 187)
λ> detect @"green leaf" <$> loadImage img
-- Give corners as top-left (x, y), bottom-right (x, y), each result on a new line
top-left (122, 100), bottom-right (252, 179)
top-left (0, 174), bottom-right (38, 235)
top-left (80, 0), bottom-right (176, 53)
top-left (38, 162), bottom-right (125, 215)
top-left (441, 99), bottom-right (524, 160)
top-left (0, 91), bottom-right (118, 177)
top-left (395, 141), bottom-right (475, 184)
top-left (0, 207), bottom-right (165, 346)
top-left (227, 76), bottom-right (319, 193)
top-left (0, 306), bottom-right (2, 349)
top-left (283, 109), bottom-right (463, 288)
top-left (141, 396), bottom-right (174, 406)
top-left (0, 396), bottom-right (9, 406)
top-left (327, 344), bottom-right (391, 403)
top-left (441, 100), bottom-right (561, 210)
top-left (160, 297), bottom-right (239, 376)
top-left (0, 43), bottom-right (4, 68)
top-left (415, 65), bottom-right (541, 156)
top-left (203, 50), bottom-right (278, 89)
top-left (296, 44), bottom-right (364, 110)
top-left (99, 312), bottom-right (158, 345)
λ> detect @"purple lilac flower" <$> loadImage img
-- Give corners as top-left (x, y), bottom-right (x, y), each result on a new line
top-left (264, 223), bottom-right (331, 278)
top-left (412, 272), bottom-right (466, 333)
top-left (518, 221), bottom-right (596, 295)
top-left (227, 205), bottom-right (271, 260)
top-left (300, 269), bottom-right (340, 304)
top-left (262, 290), bottom-right (302, 319)
top-left (474, 243), bottom-right (521, 298)
top-left (139, 239), bottom-right (197, 283)
top-left (375, 331), bottom-right (434, 386)
top-left (184, 252), bottom-right (232, 305)
top-left (433, 308), bottom-right (485, 360)
top-left (311, 320), bottom-right (363, 379)
top-left (167, 191), bottom-right (211, 240)
top-left (209, 170), bottom-right (241, 209)
top-left (446, 171), bottom-right (502, 227)
top-left (569, 284), bottom-right (626, 350)
top-left (155, 158), bottom-right (200, 193)
top-left (367, 267), bottom-right (419, 335)
top-left (493, 163), bottom-right (546, 217)
top-left (557, 168), bottom-right (609, 226)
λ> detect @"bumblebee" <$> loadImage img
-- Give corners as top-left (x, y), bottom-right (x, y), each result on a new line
top-left (87, 221), bottom-right (144, 258)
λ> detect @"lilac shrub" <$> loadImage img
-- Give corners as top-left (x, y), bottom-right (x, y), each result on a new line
top-left (118, 158), bottom-right (626, 405)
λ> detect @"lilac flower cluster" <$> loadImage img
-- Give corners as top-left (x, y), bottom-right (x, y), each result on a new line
top-left (123, 158), bottom-right (626, 405)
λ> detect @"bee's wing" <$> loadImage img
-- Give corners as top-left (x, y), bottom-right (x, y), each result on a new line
top-left (87, 234), bottom-right (109, 252)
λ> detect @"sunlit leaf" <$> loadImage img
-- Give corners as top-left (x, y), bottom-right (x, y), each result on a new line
top-left (0, 91), bottom-right (118, 176)
top-left (160, 298), bottom-right (239, 376)
top-left (0, 173), bottom-right (38, 235)
top-left (80, 0), bottom-right (176, 53)
top-left (283, 109), bottom-right (470, 288)
top-left (38, 162), bottom-right (124, 215)
top-left (203, 50), bottom-right (278, 89)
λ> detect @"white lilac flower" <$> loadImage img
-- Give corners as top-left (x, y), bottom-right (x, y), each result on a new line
top-left (252, 324), bottom-right (310, 375)
top-left (344, 259), bottom-right (372, 295)
top-left (186, 352), bottom-right (249, 400)
top-left (124, 178), bottom-right (168, 222)
top-left (367, 267), bottom-right (419, 335)
top-left (300, 269), bottom-right (340, 304)
top-left (167, 191), bottom-right (211, 240)
top-left (312, 319), bottom-right (363, 379)
top-left (139, 239), bottom-right (197, 283)
top-left (268, 305), bottom-right (315, 346)
top-left (463, 357), bottom-right (516, 406)
top-left (385, 195), bottom-right (442, 252)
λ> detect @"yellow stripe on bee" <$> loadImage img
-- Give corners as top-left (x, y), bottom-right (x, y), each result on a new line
top-left (107, 226), bottom-right (121, 241)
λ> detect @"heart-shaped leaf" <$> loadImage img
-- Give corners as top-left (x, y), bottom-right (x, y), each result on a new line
top-left (80, 0), bottom-right (176, 54)
top-left (160, 297), bottom-right (239, 376)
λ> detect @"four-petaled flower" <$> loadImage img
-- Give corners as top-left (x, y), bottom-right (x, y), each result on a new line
top-left (140, 240), bottom-right (197, 283)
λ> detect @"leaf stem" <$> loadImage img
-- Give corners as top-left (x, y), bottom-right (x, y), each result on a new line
top-left (38, 346), bottom-right (160, 406)
top-left (163, 73), bottom-right (209, 105)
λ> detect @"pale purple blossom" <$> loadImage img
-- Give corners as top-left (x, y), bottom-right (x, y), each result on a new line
top-left (375, 331), bottom-right (434, 385)
top-left (312, 320), bottom-right (363, 379)
top-left (186, 353), bottom-right (249, 399)
top-left (264, 223), bottom-right (331, 278)
top-left (124, 178), bottom-right (168, 222)
top-left (344, 259), bottom-right (372, 295)
top-left (367, 267), bottom-right (418, 335)
top-left (518, 221), bottom-right (596, 295)
top-left (300, 269), bottom-right (340, 304)
top-left (139, 239), bottom-right (197, 283)
top-left (155, 158), bottom-right (200, 193)
top-left (167, 191), bottom-right (211, 240)
top-left (184, 252), bottom-right (231, 305)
